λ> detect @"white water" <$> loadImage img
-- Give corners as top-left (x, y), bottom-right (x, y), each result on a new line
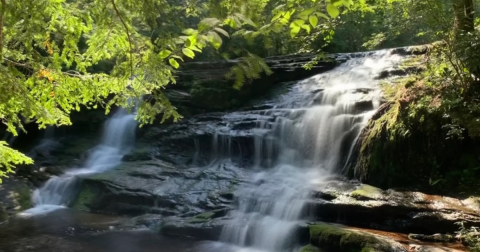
top-left (203, 51), bottom-right (403, 252)
top-left (22, 109), bottom-right (137, 215)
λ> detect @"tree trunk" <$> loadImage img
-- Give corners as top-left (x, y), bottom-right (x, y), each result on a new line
top-left (452, 0), bottom-right (475, 34)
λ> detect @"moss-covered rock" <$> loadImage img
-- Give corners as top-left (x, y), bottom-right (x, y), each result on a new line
top-left (351, 54), bottom-right (480, 193)
top-left (350, 185), bottom-right (384, 200)
top-left (299, 244), bottom-right (323, 252)
top-left (72, 183), bottom-right (96, 211)
top-left (308, 223), bottom-right (407, 252)
top-left (188, 209), bottom-right (228, 224)
top-left (189, 211), bottom-right (216, 223)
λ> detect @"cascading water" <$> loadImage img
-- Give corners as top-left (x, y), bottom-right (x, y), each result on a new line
top-left (203, 50), bottom-right (403, 252)
top-left (23, 108), bottom-right (137, 215)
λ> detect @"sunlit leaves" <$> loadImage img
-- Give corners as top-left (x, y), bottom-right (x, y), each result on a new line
top-left (327, 4), bottom-right (340, 18)
top-left (199, 18), bottom-right (221, 32)
top-left (0, 0), bottom-right (354, 177)
top-left (290, 19), bottom-right (305, 38)
top-left (182, 48), bottom-right (195, 59)
top-left (0, 141), bottom-right (33, 182)
top-left (213, 27), bottom-right (229, 38)
top-left (183, 28), bottom-right (197, 35)
top-left (207, 31), bottom-right (223, 49)
top-left (158, 50), bottom-right (172, 59)
top-left (309, 15), bottom-right (318, 27)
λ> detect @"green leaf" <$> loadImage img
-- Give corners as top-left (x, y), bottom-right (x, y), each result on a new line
top-left (199, 18), bottom-right (221, 32)
top-left (332, 0), bottom-right (344, 7)
top-left (183, 28), bottom-right (197, 35)
top-left (234, 13), bottom-right (256, 27)
top-left (301, 24), bottom-right (311, 34)
top-left (271, 12), bottom-right (283, 22)
top-left (309, 15), bottom-right (318, 27)
top-left (158, 50), bottom-right (172, 59)
top-left (272, 23), bottom-right (283, 33)
top-left (186, 35), bottom-right (197, 48)
top-left (207, 31), bottom-right (223, 49)
top-left (182, 48), bottom-right (195, 59)
top-left (189, 45), bottom-right (202, 52)
top-left (224, 17), bottom-right (237, 28)
top-left (171, 55), bottom-right (185, 61)
top-left (292, 19), bottom-right (305, 27)
top-left (326, 4), bottom-right (340, 18)
top-left (290, 26), bottom-right (300, 38)
top-left (213, 27), bottom-right (230, 38)
top-left (169, 58), bottom-right (180, 69)
top-left (298, 8), bottom-right (316, 20)
top-left (316, 12), bottom-right (330, 20)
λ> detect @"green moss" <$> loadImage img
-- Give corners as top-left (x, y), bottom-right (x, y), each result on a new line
top-left (72, 184), bottom-right (95, 211)
top-left (15, 184), bottom-right (32, 210)
top-left (351, 185), bottom-right (384, 200)
top-left (309, 224), bottom-right (395, 252)
top-left (188, 211), bottom-right (216, 223)
top-left (299, 244), bottom-right (322, 252)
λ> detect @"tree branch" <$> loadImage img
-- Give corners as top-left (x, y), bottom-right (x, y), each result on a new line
top-left (110, 0), bottom-right (134, 77)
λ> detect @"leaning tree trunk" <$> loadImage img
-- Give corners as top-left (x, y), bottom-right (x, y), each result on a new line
top-left (452, 0), bottom-right (475, 34)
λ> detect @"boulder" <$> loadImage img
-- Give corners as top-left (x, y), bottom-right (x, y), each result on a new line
top-left (71, 160), bottom-right (243, 217)
top-left (303, 179), bottom-right (480, 234)
top-left (305, 223), bottom-right (407, 252)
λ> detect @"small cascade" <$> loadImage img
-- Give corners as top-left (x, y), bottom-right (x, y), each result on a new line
top-left (23, 108), bottom-right (137, 215)
top-left (204, 50), bottom-right (403, 252)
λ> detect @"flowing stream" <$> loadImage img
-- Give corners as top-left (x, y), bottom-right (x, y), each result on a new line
top-left (12, 50), bottom-right (404, 251)
top-left (23, 109), bottom-right (137, 215)
top-left (203, 50), bottom-right (403, 252)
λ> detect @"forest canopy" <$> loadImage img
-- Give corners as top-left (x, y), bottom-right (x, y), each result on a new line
top-left (0, 0), bottom-right (478, 179)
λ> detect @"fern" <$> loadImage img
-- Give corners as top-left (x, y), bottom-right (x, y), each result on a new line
top-left (225, 53), bottom-right (273, 90)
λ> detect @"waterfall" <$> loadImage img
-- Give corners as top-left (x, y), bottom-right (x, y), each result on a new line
top-left (203, 50), bottom-right (403, 252)
top-left (23, 108), bottom-right (136, 215)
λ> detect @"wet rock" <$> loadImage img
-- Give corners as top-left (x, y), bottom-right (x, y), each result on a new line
top-left (0, 178), bottom-right (32, 221)
top-left (159, 216), bottom-right (225, 240)
top-left (1, 234), bottom-right (84, 252)
top-left (122, 146), bottom-right (152, 162)
top-left (462, 197), bottom-right (480, 212)
top-left (299, 244), bottom-right (324, 252)
top-left (71, 160), bottom-right (243, 217)
top-left (408, 233), bottom-right (456, 243)
top-left (411, 245), bottom-right (461, 252)
top-left (390, 44), bottom-right (430, 56)
top-left (306, 223), bottom-right (407, 252)
top-left (304, 180), bottom-right (480, 234)
top-left (168, 53), bottom-right (346, 113)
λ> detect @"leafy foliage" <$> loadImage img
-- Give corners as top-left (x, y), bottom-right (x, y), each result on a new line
top-left (0, 141), bottom-right (33, 182)
top-left (0, 0), bottom-right (350, 177)
top-left (457, 222), bottom-right (480, 252)
top-left (225, 53), bottom-right (273, 90)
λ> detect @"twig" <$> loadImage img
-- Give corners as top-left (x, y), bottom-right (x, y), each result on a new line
top-left (110, 0), bottom-right (134, 77)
